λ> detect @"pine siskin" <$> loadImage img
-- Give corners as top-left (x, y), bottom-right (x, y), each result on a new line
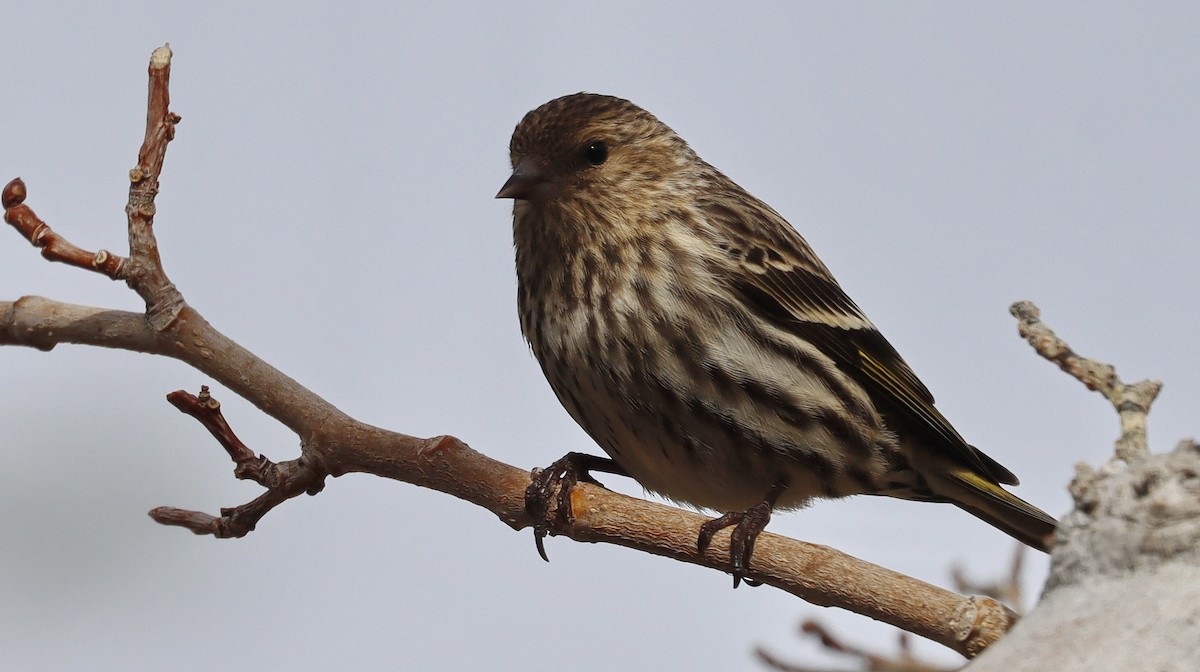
top-left (498, 93), bottom-right (1056, 579)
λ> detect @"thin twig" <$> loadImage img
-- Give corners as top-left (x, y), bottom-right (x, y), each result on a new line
top-left (756, 620), bottom-right (957, 672)
top-left (154, 386), bottom-right (327, 537)
top-left (951, 544), bottom-right (1026, 615)
top-left (2, 178), bottom-right (128, 278)
top-left (124, 44), bottom-right (185, 331)
top-left (1010, 300), bottom-right (1161, 461)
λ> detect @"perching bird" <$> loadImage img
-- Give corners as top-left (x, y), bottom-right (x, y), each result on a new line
top-left (497, 93), bottom-right (1056, 581)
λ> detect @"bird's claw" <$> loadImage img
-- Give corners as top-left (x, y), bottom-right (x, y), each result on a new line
top-left (524, 452), bottom-right (620, 562)
top-left (697, 481), bottom-right (786, 587)
top-left (698, 501), bottom-right (772, 588)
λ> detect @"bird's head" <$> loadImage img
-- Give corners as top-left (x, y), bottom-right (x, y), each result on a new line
top-left (497, 93), bottom-right (695, 214)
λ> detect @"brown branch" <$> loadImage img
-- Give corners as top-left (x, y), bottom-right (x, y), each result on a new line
top-left (148, 459), bottom-right (322, 538)
top-left (0, 289), bottom-right (1017, 658)
top-left (1, 44), bottom-right (178, 290)
top-left (0, 45), bottom-right (1023, 660)
top-left (125, 44), bottom-right (184, 332)
top-left (152, 386), bottom-right (327, 538)
top-left (1010, 300), bottom-right (1161, 461)
top-left (757, 543), bottom-right (1033, 671)
top-left (2, 178), bottom-right (128, 278)
top-left (757, 621), bottom-right (956, 672)
top-left (0, 297), bottom-right (154, 352)
top-left (166, 386), bottom-right (274, 484)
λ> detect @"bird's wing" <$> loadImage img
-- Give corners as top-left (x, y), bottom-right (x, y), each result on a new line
top-left (698, 194), bottom-right (1018, 486)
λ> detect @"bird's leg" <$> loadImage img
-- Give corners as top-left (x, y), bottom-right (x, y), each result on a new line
top-left (525, 452), bottom-right (627, 562)
top-left (697, 480), bottom-right (788, 588)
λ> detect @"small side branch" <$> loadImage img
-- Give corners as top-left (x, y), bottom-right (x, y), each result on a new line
top-left (2, 179), bottom-right (128, 278)
top-left (151, 386), bottom-right (327, 538)
top-left (757, 621), bottom-right (955, 672)
top-left (952, 544), bottom-right (1027, 615)
top-left (123, 43), bottom-right (184, 330)
top-left (1010, 300), bottom-right (1161, 461)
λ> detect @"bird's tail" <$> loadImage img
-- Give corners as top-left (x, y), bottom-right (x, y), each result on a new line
top-left (935, 468), bottom-right (1057, 552)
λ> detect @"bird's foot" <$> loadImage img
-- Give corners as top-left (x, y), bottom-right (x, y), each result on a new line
top-left (697, 481), bottom-right (787, 588)
top-left (525, 452), bottom-right (624, 562)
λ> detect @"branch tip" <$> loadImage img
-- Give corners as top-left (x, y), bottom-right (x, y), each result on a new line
top-left (2, 182), bottom-right (130, 278)
top-left (2, 178), bottom-right (26, 209)
top-left (148, 506), bottom-right (218, 535)
top-left (150, 44), bottom-right (172, 69)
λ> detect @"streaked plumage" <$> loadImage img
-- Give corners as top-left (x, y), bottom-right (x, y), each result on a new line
top-left (499, 93), bottom-right (1055, 559)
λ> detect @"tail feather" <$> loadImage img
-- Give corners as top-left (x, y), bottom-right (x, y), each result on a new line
top-left (940, 469), bottom-right (1057, 552)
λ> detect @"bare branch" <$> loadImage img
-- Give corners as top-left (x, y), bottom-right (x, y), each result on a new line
top-left (0, 295), bottom-right (1013, 657)
top-left (149, 455), bottom-right (321, 539)
top-left (0, 45), bottom-right (180, 290)
top-left (1010, 300), bottom-right (1161, 461)
top-left (951, 544), bottom-right (1027, 615)
top-left (150, 386), bottom-right (329, 538)
top-left (756, 620), bottom-right (957, 672)
top-left (165, 386), bottom-right (277, 486)
top-left (0, 298), bottom-right (153, 352)
top-left (124, 44), bottom-right (184, 331)
top-left (0, 46), bottom-right (1026, 660)
top-left (2, 179), bottom-right (128, 278)
top-left (758, 542), bottom-right (1033, 671)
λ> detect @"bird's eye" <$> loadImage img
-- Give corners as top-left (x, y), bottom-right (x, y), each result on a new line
top-left (583, 140), bottom-right (608, 166)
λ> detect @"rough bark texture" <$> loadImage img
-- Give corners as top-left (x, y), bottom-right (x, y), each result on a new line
top-left (968, 440), bottom-right (1200, 671)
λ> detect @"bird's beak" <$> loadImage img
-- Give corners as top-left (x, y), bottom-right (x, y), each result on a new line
top-left (496, 156), bottom-right (549, 201)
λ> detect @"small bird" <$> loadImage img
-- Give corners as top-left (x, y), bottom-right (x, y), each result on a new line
top-left (498, 93), bottom-right (1056, 581)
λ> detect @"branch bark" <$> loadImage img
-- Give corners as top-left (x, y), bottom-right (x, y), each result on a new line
top-left (1010, 300), bottom-right (1161, 463)
top-left (1, 45), bottom-right (1024, 659)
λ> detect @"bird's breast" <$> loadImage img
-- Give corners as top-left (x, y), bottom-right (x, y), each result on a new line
top-left (515, 219), bottom-right (896, 511)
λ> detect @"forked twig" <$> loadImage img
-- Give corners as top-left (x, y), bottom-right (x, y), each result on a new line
top-left (150, 386), bottom-right (326, 537)
top-left (1010, 301), bottom-right (1161, 461)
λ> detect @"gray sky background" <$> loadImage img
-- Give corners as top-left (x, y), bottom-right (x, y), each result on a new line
top-left (3, 3), bottom-right (1198, 670)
